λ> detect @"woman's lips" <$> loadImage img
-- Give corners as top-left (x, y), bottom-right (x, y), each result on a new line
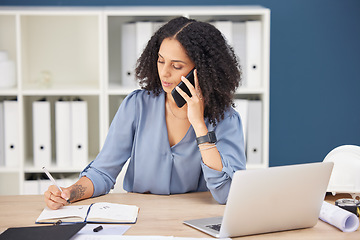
top-left (162, 81), bottom-right (173, 88)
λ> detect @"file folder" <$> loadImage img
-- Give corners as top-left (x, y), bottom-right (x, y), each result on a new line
top-left (232, 22), bottom-right (247, 87)
top-left (153, 21), bottom-right (165, 32)
top-left (3, 100), bottom-right (19, 167)
top-left (71, 99), bottom-right (88, 168)
top-left (246, 21), bottom-right (262, 88)
top-left (233, 99), bottom-right (249, 145)
top-left (212, 21), bottom-right (233, 45)
top-left (55, 100), bottom-right (71, 167)
top-left (136, 21), bottom-right (153, 57)
top-left (0, 102), bottom-right (4, 166)
top-left (121, 22), bottom-right (137, 88)
top-left (246, 100), bottom-right (262, 164)
top-left (33, 99), bottom-right (52, 168)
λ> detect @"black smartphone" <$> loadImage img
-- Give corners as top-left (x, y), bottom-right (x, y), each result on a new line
top-left (171, 68), bottom-right (195, 108)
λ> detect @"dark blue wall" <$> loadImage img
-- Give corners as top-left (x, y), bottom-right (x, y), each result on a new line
top-left (2, 0), bottom-right (360, 167)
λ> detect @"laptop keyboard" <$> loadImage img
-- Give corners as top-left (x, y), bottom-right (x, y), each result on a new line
top-left (206, 223), bottom-right (221, 232)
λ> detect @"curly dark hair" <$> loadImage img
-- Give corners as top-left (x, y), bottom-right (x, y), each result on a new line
top-left (135, 16), bottom-right (241, 126)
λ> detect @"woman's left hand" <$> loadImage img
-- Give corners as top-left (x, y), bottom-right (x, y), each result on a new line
top-left (175, 69), bottom-right (205, 128)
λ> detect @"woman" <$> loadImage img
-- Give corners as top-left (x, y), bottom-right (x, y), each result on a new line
top-left (44, 16), bottom-right (246, 209)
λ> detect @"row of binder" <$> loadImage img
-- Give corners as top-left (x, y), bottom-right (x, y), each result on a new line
top-left (234, 99), bottom-right (263, 165)
top-left (212, 20), bottom-right (262, 89)
top-left (0, 100), bottom-right (19, 168)
top-left (33, 98), bottom-right (88, 168)
top-left (0, 98), bottom-right (89, 169)
top-left (120, 20), bottom-right (262, 89)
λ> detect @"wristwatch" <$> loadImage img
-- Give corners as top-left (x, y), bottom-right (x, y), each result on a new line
top-left (196, 131), bottom-right (217, 145)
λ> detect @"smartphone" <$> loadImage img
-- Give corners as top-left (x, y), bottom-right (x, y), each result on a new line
top-left (171, 68), bottom-right (195, 108)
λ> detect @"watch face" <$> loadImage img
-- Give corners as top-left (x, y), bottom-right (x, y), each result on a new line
top-left (209, 131), bottom-right (217, 143)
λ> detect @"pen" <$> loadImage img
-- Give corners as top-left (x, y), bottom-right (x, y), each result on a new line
top-left (93, 225), bottom-right (103, 232)
top-left (42, 166), bottom-right (71, 204)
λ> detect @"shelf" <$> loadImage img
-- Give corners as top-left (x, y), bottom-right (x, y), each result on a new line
top-left (21, 82), bottom-right (101, 96)
top-left (24, 155), bottom-right (96, 173)
top-left (0, 6), bottom-right (270, 196)
top-left (24, 166), bottom-right (84, 173)
top-left (0, 89), bottom-right (18, 96)
top-left (0, 166), bottom-right (20, 173)
top-left (107, 83), bottom-right (139, 95)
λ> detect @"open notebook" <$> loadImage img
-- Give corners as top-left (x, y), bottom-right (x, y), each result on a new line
top-left (36, 202), bottom-right (139, 224)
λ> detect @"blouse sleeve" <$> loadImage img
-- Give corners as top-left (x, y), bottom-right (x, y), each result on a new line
top-left (201, 108), bottom-right (246, 204)
top-left (80, 90), bottom-right (139, 197)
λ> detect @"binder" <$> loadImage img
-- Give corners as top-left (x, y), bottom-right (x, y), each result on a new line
top-left (246, 100), bottom-right (262, 164)
top-left (33, 99), bottom-right (52, 168)
top-left (212, 21), bottom-right (233, 45)
top-left (245, 21), bottom-right (262, 88)
top-left (121, 21), bottom-right (156, 88)
top-left (71, 99), bottom-right (88, 168)
top-left (55, 100), bottom-right (71, 167)
top-left (0, 102), bottom-right (4, 166)
top-left (232, 22), bottom-right (247, 87)
top-left (136, 21), bottom-right (153, 57)
top-left (121, 22), bottom-right (137, 88)
top-left (3, 100), bottom-right (19, 167)
top-left (233, 99), bottom-right (249, 145)
top-left (153, 21), bottom-right (165, 32)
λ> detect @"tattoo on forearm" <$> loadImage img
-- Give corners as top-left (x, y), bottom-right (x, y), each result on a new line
top-left (70, 184), bottom-right (87, 201)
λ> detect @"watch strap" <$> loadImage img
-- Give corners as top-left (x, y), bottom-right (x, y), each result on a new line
top-left (196, 131), bottom-right (217, 145)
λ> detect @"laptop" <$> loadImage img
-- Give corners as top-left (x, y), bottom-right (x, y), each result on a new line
top-left (184, 162), bottom-right (334, 238)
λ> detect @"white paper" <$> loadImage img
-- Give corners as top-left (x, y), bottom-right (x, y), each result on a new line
top-left (71, 224), bottom-right (131, 239)
top-left (72, 236), bottom-right (231, 240)
top-left (319, 201), bottom-right (359, 232)
top-left (36, 205), bottom-right (89, 223)
top-left (86, 202), bottom-right (139, 223)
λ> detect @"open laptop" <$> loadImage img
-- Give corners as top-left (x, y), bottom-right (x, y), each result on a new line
top-left (184, 162), bottom-right (334, 238)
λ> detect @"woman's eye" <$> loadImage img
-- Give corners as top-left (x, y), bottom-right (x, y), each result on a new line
top-left (173, 65), bottom-right (182, 70)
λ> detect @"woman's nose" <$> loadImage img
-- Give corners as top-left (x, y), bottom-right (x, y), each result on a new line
top-left (159, 65), bottom-right (171, 78)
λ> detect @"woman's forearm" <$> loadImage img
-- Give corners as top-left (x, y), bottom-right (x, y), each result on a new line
top-left (68, 176), bottom-right (94, 203)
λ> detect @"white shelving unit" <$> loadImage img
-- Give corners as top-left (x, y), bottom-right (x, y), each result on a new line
top-left (0, 6), bottom-right (270, 195)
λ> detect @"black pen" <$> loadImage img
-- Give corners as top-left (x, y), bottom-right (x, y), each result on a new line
top-left (93, 225), bottom-right (103, 232)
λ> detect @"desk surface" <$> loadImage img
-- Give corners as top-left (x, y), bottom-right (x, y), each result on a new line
top-left (0, 192), bottom-right (359, 239)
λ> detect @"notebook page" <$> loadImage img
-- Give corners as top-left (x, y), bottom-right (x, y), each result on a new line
top-left (36, 205), bottom-right (90, 223)
top-left (86, 202), bottom-right (139, 223)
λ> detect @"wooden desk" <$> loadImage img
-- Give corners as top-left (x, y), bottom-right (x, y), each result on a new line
top-left (0, 192), bottom-right (359, 239)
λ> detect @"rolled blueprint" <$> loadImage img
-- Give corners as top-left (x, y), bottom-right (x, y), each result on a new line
top-left (319, 201), bottom-right (359, 232)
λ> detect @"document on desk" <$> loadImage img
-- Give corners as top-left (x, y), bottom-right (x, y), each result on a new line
top-left (70, 224), bottom-right (131, 239)
top-left (72, 236), bottom-right (231, 240)
top-left (36, 202), bottom-right (139, 224)
top-left (319, 201), bottom-right (359, 232)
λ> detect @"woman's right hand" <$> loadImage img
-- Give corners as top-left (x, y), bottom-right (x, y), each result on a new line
top-left (44, 185), bottom-right (71, 210)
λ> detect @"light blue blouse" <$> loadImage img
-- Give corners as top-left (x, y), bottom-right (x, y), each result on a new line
top-left (80, 89), bottom-right (246, 204)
